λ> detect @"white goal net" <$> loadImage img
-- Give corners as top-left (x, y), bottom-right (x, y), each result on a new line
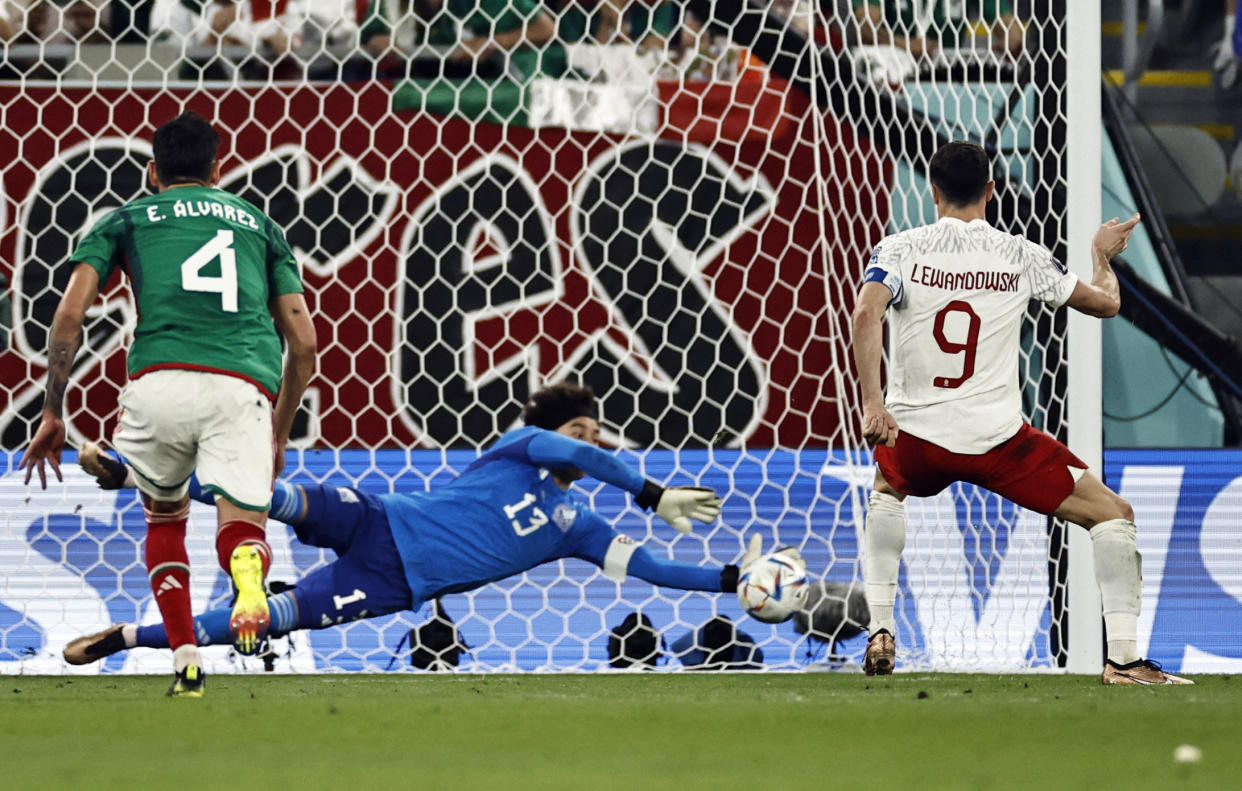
top-left (0, 0), bottom-right (1085, 673)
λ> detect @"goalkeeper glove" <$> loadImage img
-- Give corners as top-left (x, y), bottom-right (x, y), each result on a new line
top-left (635, 481), bottom-right (722, 534)
top-left (720, 534), bottom-right (806, 592)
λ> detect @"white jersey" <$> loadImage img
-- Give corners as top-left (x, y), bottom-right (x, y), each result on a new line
top-left (864, 217), bottom-right (1078, 454)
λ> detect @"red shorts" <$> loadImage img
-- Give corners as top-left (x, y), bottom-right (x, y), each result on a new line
top-left (873, 423), bottom-right (1087, 515)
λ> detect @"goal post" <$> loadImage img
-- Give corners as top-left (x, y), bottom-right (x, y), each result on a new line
top-left (0, 1), bottom-right (1101, 674)
top-left (1063, 0), bottom-right (1105, 674)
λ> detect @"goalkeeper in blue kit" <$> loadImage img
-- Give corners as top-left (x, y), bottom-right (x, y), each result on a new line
top-left (65, 383), bottom-right (752, 665)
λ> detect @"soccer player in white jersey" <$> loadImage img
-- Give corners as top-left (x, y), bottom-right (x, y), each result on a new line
top-left (850, 141), bottom-right (1191, 685)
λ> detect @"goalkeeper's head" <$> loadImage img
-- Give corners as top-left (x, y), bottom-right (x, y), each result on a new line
top-left (150, 111), bottom-right (222, 190)
top-left (522, 382), bottom-right (598, 432)
top-left (523, 383), bottom-right (600, 482)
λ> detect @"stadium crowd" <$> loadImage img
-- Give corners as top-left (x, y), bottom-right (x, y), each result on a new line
top-left (0, 0), bottom-right (1026, 82)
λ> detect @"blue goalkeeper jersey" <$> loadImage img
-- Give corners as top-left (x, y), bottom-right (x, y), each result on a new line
top-left (381, 427), bottom-right (722, 608)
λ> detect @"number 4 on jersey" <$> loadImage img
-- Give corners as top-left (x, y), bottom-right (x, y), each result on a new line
top-left (181, 229), bottom-right (239, 312)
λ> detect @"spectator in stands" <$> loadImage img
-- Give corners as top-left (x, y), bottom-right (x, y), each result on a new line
top-left (592, 0), bottom-right (681, 52)
top-left (414, 0), bottom-right (554, 76)
top-left (3, 0), bottom-right (108, 43)
top-left (0, 2), bottom-right (20, 40)
top-left (55, 0), bottom-right (110, 42)
top-left (851, 0), bottom-right (1024, 60)
top-left (1214, 0), bottom-right (1241, 89)
top-left (151, 0), bottom-right (297, 60)
top-left (538, 0), bottom-right (682, 80)
top-left (107, 0), bottom-right (153, 42)
top-left (769, 0), bottom-right (814, 36)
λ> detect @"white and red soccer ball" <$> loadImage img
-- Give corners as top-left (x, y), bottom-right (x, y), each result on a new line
top-left (737, 551), bottom-right (809, 624)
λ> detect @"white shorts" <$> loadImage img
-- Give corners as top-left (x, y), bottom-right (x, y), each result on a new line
top-left (113, 369), bottom-right (274, 510)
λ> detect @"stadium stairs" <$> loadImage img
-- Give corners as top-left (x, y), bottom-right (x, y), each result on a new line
top-left (1103, 0), bottom-right (1242, 343)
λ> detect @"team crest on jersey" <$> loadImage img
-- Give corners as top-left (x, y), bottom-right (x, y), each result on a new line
top-left (553, 504), bottom-right (577, 531)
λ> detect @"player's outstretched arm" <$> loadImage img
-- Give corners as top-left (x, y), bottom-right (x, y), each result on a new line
top-left (1065, 213), bottom-right (1139, 318)
top-left (613, 542), bottom-right (742, 592)
top-left (524, 430), bottom-right (723, 532)
top-left (20, 264), bottom-right (100, 488)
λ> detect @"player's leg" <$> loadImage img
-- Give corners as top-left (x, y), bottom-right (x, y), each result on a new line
top-left (195, 375), bottom-right (277, 655)
top-left (864, 433), bottom-right (959, 675)
top-left (978, 425), bottom-right (1191, 685)
top-left (1051, 472), bottom-right (1190, 684)
top-left (112, 372), bottom-right (204, 696)
top-left (276, 515), bottom-right (415, 632)
top-left (66, 589), bottom-right (301, 662)
top-left (67, 504), bottom-right (413, 665)
top-left (67, 541), bottom-right (414, 666)
top-left (78, 442), bottom-right (309, 533)
top-left (79, 443), bottom-right (377, 559)
top-left (863, 470), bottom-right (904, 676)
top-left (215, 499), bottom-right (273, 654)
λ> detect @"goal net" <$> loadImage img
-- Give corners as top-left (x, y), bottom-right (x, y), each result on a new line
top-left (0, 0), bottom-right (1081, 673)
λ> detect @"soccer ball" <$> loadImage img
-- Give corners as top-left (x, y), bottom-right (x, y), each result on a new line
top-left (737, 550), bottom-right (809, 624)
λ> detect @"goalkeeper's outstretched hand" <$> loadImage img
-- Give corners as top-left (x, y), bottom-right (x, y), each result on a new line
top-left (740, 534), bottom-right (806, 574)
top-left (634, 482), bottom-right (722, 533)
top-left (656, 485), bottom-right (723, 534)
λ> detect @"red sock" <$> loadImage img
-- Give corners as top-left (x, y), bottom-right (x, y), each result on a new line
top-left (145, 504), bottom-right (195, 650)
top-left (216, 520), bottom-right (272, 577)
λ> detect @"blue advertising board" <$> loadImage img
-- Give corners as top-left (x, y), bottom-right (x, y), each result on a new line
top-left (1, 449), bottom-right (1236, 674)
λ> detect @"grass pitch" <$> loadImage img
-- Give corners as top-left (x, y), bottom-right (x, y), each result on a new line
top-left (3, 673), bottom-right (1237, 790)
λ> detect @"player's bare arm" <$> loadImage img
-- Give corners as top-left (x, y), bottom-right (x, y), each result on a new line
top-left (269, 291), bottom-right (318, 479)
top-left (851, 280), bottom-right (899, 447)
top-left (1065, 213), bottom-right (1139, 318)
top-left (19, 263), bottom-right (100, 488)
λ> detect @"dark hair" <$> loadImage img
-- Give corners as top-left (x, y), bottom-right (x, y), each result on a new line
top-left (929, 141), bottom-right (990, 206)
top-left (521, 382), bottom-right (597, 431)
top-left (152, 111), bottom-right (220, 186)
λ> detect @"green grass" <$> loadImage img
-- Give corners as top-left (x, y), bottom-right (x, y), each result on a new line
top-left (2, 673), bottom-right (1237, 790)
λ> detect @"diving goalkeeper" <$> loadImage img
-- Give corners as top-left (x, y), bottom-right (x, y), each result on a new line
top-left (65, 382), bottom-right (755, 669)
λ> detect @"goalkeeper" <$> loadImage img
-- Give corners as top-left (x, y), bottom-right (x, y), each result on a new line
top-left (65, 382), bottom-right (749, 666)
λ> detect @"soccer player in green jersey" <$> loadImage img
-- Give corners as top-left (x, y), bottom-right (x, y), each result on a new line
top-left (19, 111), bottom-right (318, 697)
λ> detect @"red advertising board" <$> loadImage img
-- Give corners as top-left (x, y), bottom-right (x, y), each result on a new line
top-left (0, 80), bottom-right (886, 449)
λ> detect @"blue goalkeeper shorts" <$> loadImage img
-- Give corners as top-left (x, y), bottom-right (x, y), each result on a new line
top-left (286, 485), bottom-right (415, 631)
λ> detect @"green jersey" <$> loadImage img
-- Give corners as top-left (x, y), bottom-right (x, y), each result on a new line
top-left (853, 0), bottom-right (1014, 46)
top-left (71, 185), bottom-right (303, 399)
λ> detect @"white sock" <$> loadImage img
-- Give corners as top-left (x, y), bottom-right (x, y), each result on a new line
top-left (864, 489), bottom-right (906, 637)
top-left (172, 643), bottom-right (202, 673)
top-left (121, 624), bottom-right (138, 648)
top-left (1090, 518), bottom-right (1142, 665)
